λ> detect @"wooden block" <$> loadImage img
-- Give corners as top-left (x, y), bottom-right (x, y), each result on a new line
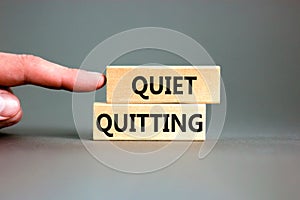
top-left (106, 66), bottom-right (220, 104)
top-left (93, 103), bottom-right (206, 140)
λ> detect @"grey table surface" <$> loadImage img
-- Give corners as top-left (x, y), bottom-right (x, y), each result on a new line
top-left (1, 127), bottom-right (300, 200)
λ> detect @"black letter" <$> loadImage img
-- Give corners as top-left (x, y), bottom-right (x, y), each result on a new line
top-left (97, 114), bottom-right (113, 137)
top-left (150, 114), bottom-right (162, 132)
top-left (162, 114), bottom-right (170, 132)
top-left (184, 76), bottom-right (197, 94)
top-left (171, 114), bottom-right (186, 132)
top-left (150, 76), bottom-right (163, 95)
top-left (137, 114), bottom-right (150, 132)
top-left (165, 76), bottom-right (172, 94)
top-left (132, 76), bottom-right (149, 100)
top-left (173, 76), bottom-right (183, 94)
top-left (114, 114), bottom-right (128, 132)
top-left (189, 114), bottom-right (202, 132)
top-left (129, 114), bottom-right (137, 132)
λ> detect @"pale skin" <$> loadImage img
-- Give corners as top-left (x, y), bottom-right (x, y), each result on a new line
top-left (0, 52), bottom-right (106, 129)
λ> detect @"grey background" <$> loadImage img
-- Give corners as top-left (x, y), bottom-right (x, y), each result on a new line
top-left (0, 0), bottom-right (300, 199)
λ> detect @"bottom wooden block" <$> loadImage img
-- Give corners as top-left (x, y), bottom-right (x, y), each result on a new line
top-left (93, 103), bottom-right (206, 140)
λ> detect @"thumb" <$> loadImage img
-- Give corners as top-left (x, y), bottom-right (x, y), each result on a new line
top-left (0, 90), bottom-right (22, 126)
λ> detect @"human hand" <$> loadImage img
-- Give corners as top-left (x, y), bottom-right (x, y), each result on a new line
top-left (0, 52), bottom-right (106, 129)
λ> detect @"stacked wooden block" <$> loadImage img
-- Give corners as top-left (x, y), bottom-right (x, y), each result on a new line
top-left (93, 66), bottom-right (220, 140)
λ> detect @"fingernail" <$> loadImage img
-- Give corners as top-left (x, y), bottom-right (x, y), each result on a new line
top-left (73, 71), bottom-right (105, 92)
top-left (97, 74), bottom-right (106, 89)
top-left (0, 96), bottom-right (5, 114)
top-left (0, 94), bottom-right (20, 120)
top-left (82, 71), bottom-right (105, 89)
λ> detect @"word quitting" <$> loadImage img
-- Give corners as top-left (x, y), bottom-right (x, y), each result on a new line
top-left (93, 103), bottom-right (206, 141)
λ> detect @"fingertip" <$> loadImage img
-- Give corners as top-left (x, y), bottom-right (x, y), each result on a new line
top-left (0, 94), bottom-right (21, 120)
top-left (97, 74), bottom-right (106, 89)
top-left (0, 109), bottom-right (23, 129)
top-left (71, 70), bottom-right (106, 92)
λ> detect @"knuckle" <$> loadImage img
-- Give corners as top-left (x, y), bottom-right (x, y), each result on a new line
top-left (18, 54), bottom-right (43, 82)
top-left (19, 54), bottom-right (42, 66)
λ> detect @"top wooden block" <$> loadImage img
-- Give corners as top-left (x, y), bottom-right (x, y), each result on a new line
top-left (106, 66), bottom-right (220, 104)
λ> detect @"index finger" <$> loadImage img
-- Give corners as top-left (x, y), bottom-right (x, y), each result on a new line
top-left (0, 52), bottom-right (106, 92)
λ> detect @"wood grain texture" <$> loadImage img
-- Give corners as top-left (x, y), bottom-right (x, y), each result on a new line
top-left (93, 103), bottom-right (206, 140)
top-left (106, 66), bottom-right (220, 104)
